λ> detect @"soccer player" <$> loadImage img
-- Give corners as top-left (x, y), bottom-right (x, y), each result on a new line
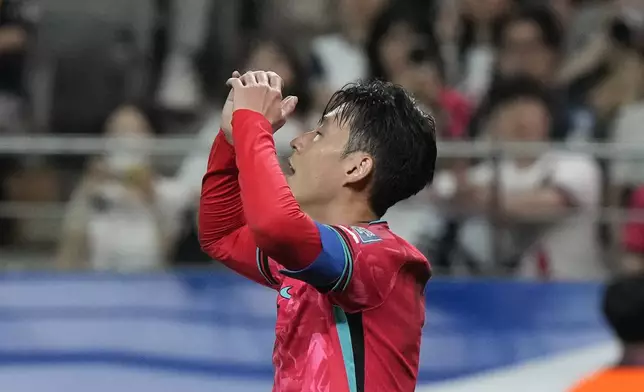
top-left (199, 70), bottom-right (437, 392)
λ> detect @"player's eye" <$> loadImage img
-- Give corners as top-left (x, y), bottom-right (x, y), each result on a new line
top-left (313, 132), bottom-right (322, 142)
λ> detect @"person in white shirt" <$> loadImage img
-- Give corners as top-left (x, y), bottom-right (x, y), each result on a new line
top-left (432, 76), bottom-right (605, 280)
top-left (311, 0), bottom-right (389, 106)
top-left (57, 106), bottom-right (186, 271)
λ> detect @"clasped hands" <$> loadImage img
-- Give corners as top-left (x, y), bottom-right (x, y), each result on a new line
top-left (220, 70), bottom-right (298, 144)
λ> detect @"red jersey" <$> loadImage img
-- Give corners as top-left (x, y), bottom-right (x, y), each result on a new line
top-left (199, 110), bottom-right (431, 392)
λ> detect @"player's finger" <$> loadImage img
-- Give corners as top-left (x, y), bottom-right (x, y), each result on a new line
top-left (281, 96), bottom-right (298, 118)
top-left (224, 71), bottom-right (241, 99)
top-left (267, 72), bottom-right (283, 90)
top-left (254, 71), bottom-right (269, 86)
top-left (226, 77), bottom-right (244, 90)
top-left (240, 71), bottom-right (257, 86)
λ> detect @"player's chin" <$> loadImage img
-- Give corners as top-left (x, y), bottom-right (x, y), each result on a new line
top-left (285, 173), bottom-right (295, 187)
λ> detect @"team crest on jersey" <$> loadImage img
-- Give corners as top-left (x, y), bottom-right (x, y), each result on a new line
top-left (351, 226), bottom-right (381, 243)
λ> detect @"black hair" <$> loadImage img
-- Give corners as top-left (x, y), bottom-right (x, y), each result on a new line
top-left (481, 74), bottom-right (552, 118)
top-left (458, 15), bottom-right (509, 59)
top-left (366, 3), bottom-right (440, 81)
top-left (502, 6), bottom-right (564, 51)
top-left (321, 80), bottom-right (437, 217)
top-left (603, 274), bottom-right (644, 344)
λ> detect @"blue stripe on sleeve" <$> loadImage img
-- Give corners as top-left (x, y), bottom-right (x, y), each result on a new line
top-left (279, 222), bottom-right (350, 288)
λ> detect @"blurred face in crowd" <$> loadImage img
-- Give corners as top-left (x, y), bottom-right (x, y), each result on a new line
top-left (104, 106), bottom-right (153, 174)
top-left (105, 106), bottom-right (152, 138)
top-left (395, 59), bottom-right (442, 107)
top-left (490, 98), bottom-right (550, 142)
top-left (339, 0), bottom-right (389, 29)
top-left (245, 41), bottom-right (295, 89)
top-left (499, 20), bottom-right (557, 83)
top-left (378, 21), bottom-right (427, 79)
top-left (464, 0), bottom-right (510, 22)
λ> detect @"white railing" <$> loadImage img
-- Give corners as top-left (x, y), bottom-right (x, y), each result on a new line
top-left (0, 137), bottom-right (643, 222)
top-left (1, 136), bottom-right (642, 270)
top-left (0, 136), bottom-right (644, 158)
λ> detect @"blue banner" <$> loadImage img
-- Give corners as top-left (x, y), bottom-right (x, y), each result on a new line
top-left (0, 272), bottom-right (610, 391)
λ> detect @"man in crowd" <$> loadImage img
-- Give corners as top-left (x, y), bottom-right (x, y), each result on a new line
top-left (432, 76), bottom-right (603, 279)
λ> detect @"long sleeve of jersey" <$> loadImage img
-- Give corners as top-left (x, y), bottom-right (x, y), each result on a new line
top-left (199, 109), bottom-right (362, 291)
top-left (231, 110), bottom-right (322, 268)
top-left (198, 131), bottom-right (277, 287)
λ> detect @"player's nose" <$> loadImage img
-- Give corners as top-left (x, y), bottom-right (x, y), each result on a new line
top-left (289, 136), bottom-right (301, 153)
top-left (290, 130), bottom-right (313, 152)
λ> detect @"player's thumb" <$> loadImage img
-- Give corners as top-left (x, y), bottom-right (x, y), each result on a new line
top-left (281, 96), bottom-right (298, 118)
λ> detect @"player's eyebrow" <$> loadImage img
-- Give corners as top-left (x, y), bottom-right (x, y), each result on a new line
top-left (317, 106), bottom-right (343, 127)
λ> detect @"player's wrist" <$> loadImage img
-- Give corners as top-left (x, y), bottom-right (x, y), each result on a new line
top-left (231, 110), bottom-right (273, 141)
top-left (232, 108), bottom-right (268, 121)
top-left (216, 129), bottom-right (235, 149)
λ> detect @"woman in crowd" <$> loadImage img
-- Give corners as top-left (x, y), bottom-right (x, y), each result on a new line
top-left (57, 105), bottom-right (186, 271)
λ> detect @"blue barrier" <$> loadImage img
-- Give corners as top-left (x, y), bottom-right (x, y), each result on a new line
top-left (0, 272), bottom-right (610, 391)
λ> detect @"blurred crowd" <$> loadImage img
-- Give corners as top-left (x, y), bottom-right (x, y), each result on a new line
top-left (0, 0), bottom-right (643, 280)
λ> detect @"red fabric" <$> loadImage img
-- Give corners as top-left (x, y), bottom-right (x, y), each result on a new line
top-left (198, 110), bottom-right (432, 391)
top-left (198, 109), bottom-right (321, 275)
top-left (623, 187), bottom-right (644, 253)
top-left (439, 89), bottom-right (472, 139)
top-left (270, 223), bottom-right (431, 392)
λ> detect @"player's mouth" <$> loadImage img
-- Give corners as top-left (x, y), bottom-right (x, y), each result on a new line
top-left (287, 159), bottom-right (295, 175)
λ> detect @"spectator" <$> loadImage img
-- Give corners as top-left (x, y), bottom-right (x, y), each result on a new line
top-left (622, 187), bottom-right (644, 274)
top-left (56, 105), bottom-right (187, 271)
top-left (558, 2), bottom-right (643, 145)
top-left (608, 50), bottom-right (644, 217)
top-left (550, 0), bottom-right (614, 55)
top-left (0, 0), bottom-right (37, 246)
top-left (586, 16), bottom-right (643, 124)
top-left (569, 274), bottom-right (644, 391)
top-left (442, 0), bottom-right (513, 102)
top-left (366, 4), bottom-right (437, 82)
top-left (394, 48), bottom-right (472, 140)
top-left (310, 0), bottom-right (389, 104)
top-left (499, 6), bottom-right (577, 141)
top-left (558, 0), bottom-right (643, 87)
top-left (468, 6), bottom-right (578, 142)
top-left (496, 6), bottom-right (563, 88)
top-left (433, 76), bottom-right (604, 279)
top-left (0, 0), bottom-right (37, 132)
top-left (156, 0), bottom-right (211, 111)
top-left (365, 6), bottom-right (472, 140)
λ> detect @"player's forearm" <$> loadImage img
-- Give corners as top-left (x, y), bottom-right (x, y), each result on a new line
top-left (198, 131), bottom-right (246, 254)
top-left (231, 109), bottom-right (321, 269)
top-left (486, 188), bottom-right (570, 222)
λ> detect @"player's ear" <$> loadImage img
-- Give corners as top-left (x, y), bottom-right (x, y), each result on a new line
top-left (342, 152), bottom-right (374, 185)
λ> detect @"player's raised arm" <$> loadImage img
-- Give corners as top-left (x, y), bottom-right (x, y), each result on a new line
top-left (198, 72), bottom-right (296, 288)
top-left (227, 71), bottom-right (352, 288)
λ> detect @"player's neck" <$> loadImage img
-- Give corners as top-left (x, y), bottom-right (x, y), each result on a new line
top-left (302, 199), bottom-right (377, 227)
top-left (620, 343), bottom-right (644, 366)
